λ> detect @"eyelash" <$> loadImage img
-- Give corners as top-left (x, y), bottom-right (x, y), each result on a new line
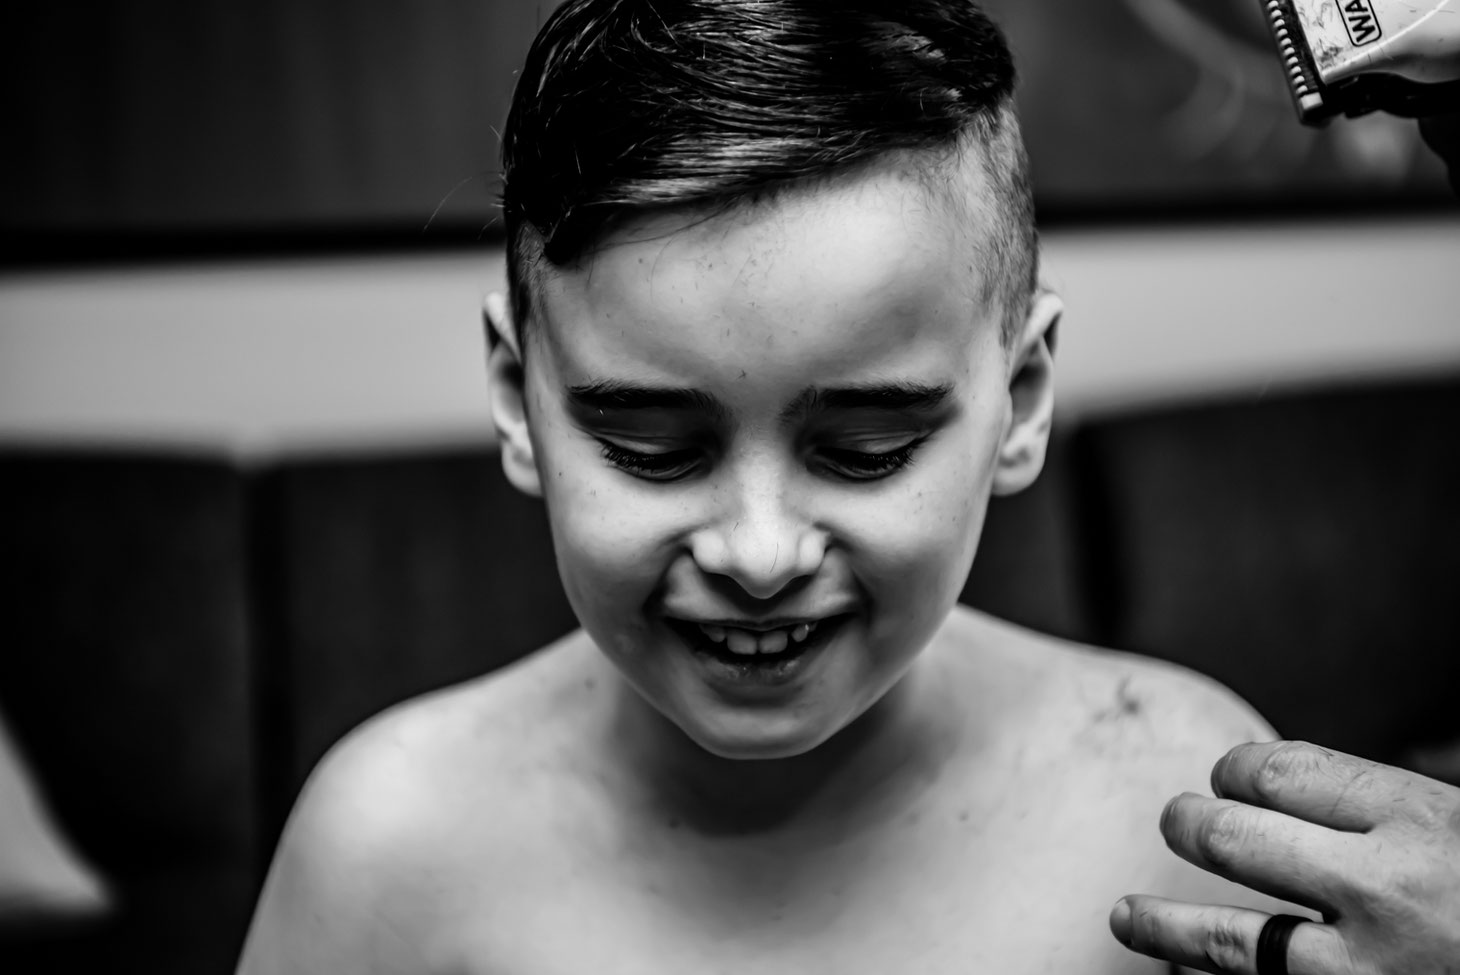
top-left (597, 441), bottom-right (701, 480)
top-left (596, 438), bottom-right (926, 482)
top-left (820, 442), bottom-right (921, 479)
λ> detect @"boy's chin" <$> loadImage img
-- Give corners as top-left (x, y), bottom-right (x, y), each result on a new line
top-left (670, 708), bottom-right (844, 762)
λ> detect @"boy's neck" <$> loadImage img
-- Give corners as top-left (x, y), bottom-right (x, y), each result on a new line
top-left (601, 650), bottom-right (969, 840)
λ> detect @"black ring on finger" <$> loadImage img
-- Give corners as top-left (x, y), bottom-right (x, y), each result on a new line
top-left (1255, 914), bottom-right (1309, 975)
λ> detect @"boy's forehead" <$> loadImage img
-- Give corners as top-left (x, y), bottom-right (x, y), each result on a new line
top-left (525, 194), bottom-right (1007, 415)
top-left (529, 153), bottom-right (1004, 366)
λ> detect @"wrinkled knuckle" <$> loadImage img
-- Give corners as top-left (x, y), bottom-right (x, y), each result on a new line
top-left (1201, 914), bottom-right (1250, 972)
top-left (1196, 806), bottom-right (1248, 868)
top-left (1345, 849), bottom-right (1438, 924)
top-left (1386, 857), bottom-right (1443, 914)
top-left (1253, 741), bottom-right (1316, 802)
top-left (1405, 782), bottom-right (1460, 835)
top-left (1346, 857), bottom-right (1394, 914)
top-left (1404, 794), bottom-right (1447, 835)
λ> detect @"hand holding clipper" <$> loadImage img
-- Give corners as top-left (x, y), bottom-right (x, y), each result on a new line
top-left (1259, 0), bottom-right (1460, 123)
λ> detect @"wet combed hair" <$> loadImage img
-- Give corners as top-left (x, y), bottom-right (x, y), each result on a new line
top-left (499, 0), bottom-right (1037, 346)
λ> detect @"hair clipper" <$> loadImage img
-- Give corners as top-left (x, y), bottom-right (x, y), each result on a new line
top-left (1259, 0), bottom-right (1460, 124)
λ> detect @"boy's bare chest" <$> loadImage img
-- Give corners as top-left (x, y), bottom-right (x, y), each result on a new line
top-left (429, 778), bottom-right (1171, 975)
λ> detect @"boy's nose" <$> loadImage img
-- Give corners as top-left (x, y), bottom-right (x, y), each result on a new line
top-left (689, 480), bottom-right (827, 599)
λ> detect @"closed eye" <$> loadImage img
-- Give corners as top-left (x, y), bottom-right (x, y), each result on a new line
top-left (816, 436), bottom-right (927, 480)
top-left (597, 440), bottom-right (701, 481)
top-left (596, 434), bottom-right (930, 483)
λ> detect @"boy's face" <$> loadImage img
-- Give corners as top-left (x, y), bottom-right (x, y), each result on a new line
top-left (490, 160), bottom-right (1057, 760)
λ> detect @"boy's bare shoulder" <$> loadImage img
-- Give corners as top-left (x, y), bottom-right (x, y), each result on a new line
top-left (298, 626), bottom-right (603, 835)
top-left (938, 608), bottom-right (1291, 928)
top-left (237, 630), bottom-right (603, 973)
top-left (942, 606), bottom-right (1275, 780)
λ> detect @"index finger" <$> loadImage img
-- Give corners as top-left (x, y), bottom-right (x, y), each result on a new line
top-left (1212, 741), bottom-right (1418, 832)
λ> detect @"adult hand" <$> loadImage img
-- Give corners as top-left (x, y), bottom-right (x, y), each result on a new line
top-left (1109, 740), bottom-right (1460, 974)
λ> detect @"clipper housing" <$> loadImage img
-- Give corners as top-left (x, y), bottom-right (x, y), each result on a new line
top-left (1259, 0), bottom-right (1460, 124)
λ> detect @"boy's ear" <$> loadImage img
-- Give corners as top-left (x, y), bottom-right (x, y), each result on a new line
top-left (484, 292), bottom-right (542, 497)
top-left (992, 289), bottom-right (1062, 497)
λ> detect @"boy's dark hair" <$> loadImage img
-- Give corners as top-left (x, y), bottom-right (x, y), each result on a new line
top-left (500, 0), bottom-right (1036, 345)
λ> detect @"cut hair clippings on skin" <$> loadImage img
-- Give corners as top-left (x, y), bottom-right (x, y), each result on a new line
top-left (1260, 0), bottom-right (1460, 123)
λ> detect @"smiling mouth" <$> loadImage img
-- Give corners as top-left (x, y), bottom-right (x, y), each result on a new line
top-left (696, 620), bottom-right (818, 656)
top-left (667, 616), bottom-right (844, 667)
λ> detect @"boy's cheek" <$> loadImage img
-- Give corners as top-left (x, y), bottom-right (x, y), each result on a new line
top-left (835, 460), bottom-right (989, 555)
top-left (548, 491), bottom-right (684, 607)
top-left (859, 524), bottom-right (980, 611)
top-left (828, 493), bottom-right (984, 609)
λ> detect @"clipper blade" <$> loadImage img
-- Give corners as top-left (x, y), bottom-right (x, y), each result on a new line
top-left (1260, 0), bottom-right (1331, 124)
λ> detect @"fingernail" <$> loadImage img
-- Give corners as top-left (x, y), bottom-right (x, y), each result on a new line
top-left (1159, 794), bottom-right (1181, 831)
top-left (1212, 752), bottom-right (1230, 795)
top-left (1109, 898), bottom-right (1133, 946)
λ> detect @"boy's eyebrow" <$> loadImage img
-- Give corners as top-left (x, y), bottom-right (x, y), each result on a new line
top-left (565, 380), bottom-right (953, 423)
top-left (780, 382), bottom-right (954, 421)
top-left (566, 380), bottom-right (729, 422)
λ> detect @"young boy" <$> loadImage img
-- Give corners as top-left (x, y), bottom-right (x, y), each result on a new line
top-left (238, 1), bottom-right (1288, 970)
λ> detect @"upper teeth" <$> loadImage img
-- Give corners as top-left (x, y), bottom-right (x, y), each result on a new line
top-left (699, 621), bottom-right (818, 655)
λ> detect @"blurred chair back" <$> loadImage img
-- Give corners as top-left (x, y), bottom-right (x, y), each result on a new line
top-left (1071, 378), bottom-right (1460, 767)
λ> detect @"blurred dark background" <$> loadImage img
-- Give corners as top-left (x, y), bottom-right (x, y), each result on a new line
top-left (0, 1), bottom-right (521, 254)
top-left (0, 0), bottom-right (1451, 263)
